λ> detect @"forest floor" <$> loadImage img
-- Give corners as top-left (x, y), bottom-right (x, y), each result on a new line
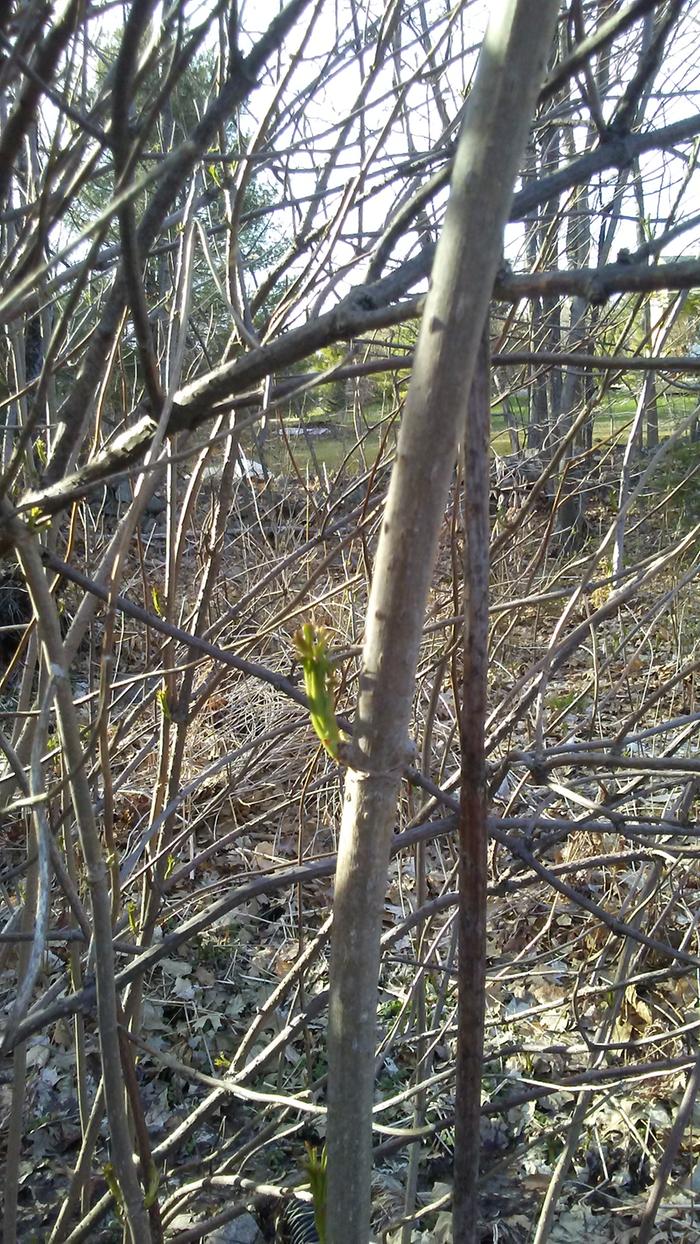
top-left (2, 436), bottom-right (700, 1242)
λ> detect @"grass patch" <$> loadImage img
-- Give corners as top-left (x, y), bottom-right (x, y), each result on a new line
top-left (258, 392), bottom-right (699, 478)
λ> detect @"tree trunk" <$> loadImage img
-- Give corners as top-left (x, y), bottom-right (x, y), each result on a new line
top-left (453, 329), bottom-right (491, 1241)
top-left (325, 4), bottom-right (560, 1239)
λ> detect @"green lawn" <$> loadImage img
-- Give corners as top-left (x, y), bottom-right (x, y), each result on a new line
top-left (254, 392), bottom-right (697, 479)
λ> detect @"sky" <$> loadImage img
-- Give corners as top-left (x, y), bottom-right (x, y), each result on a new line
top-left (33, 0), bottom-right (700, 314)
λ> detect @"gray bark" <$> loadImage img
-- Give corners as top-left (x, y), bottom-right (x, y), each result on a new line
top-left (325, 3), bottom-right (561, 1239)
